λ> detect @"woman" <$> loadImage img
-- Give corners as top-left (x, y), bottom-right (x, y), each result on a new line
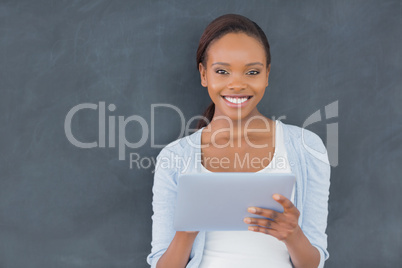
top-left (147, 14), bottom-right (330, 268)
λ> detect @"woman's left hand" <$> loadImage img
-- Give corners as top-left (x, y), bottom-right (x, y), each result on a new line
top-left (244, 194), bottom-right (301, 243)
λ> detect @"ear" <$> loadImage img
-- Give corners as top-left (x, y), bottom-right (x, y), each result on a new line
top-left (265, 64), bottom-right (271, 87)
top-left (199, 62), bottom-right (207, 87)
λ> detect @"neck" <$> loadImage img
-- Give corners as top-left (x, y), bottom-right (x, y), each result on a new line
top-left (206, 109), bottom-right (274, 138)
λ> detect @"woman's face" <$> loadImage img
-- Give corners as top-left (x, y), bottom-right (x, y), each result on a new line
top-left (199, 32), bottom-right (270, 122)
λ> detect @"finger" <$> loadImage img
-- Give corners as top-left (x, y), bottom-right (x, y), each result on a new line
top-left (247, 207), bottom-right (281, 221)
top-left (244, 217), bottom-right (278, 229)
top-left (248, 226), bottom-right (286, 241)
top-left (248, 225), bottom-right (279, 237)
top-left (273, 194), bottom-right (295, 212)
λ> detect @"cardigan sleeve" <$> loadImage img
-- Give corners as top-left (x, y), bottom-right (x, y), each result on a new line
top-left (299, 130), bottom-right (331, 268)
top-left (146, 147), bottom-right (181, 268)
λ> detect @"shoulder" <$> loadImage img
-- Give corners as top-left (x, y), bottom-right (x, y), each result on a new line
top-left (280, 121), bottom-right (326, 153)
top-left (280, 121), bottom-right (330, 168)
top-left (157, 129), bottom-right (201, 158)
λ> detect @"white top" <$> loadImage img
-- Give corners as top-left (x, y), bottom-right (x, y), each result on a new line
top-left (199, 120), bottom-right (294, 268)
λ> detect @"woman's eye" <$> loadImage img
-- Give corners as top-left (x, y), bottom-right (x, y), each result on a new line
top-left (216, 69), bottom-right (228, 75)
top-left (248, 70), bottom-right (260, 75)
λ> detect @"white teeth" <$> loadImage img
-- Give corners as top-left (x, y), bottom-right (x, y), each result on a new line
top-left (224, 96), bottom-right (249, 104)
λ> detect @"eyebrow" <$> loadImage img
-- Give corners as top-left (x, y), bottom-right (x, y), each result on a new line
top-left (211, 62), bottom-right (264, 67)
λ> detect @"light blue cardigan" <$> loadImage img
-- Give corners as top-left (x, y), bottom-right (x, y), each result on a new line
top-left (147, 121), bottom-right (331, 268)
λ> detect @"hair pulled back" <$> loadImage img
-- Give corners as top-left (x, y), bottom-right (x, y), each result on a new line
top-left (195, 14), bottom-right (271, 130)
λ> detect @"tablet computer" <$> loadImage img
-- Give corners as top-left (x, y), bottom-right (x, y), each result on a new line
top-left (173, 172), bottom-right (296, 231)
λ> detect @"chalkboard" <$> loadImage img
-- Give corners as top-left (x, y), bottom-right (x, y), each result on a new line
top-left (1, 0), bottom-right (401, 267)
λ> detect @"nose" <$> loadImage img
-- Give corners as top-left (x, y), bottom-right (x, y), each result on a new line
top-left (227, 73), bottom-right (246, 90)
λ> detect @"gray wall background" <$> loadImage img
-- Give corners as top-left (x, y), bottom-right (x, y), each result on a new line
top-left (1, 0), bottom-right (401, 267)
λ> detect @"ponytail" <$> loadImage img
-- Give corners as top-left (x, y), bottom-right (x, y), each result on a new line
top-left (196, 101), bottom-right (215, 129)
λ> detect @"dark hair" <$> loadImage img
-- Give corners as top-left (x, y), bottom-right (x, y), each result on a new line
top-left (195, 14), bottom-right (271, 130)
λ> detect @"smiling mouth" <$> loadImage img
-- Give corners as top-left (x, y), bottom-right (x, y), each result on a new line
top-left (221, 95), bottom-right (253, 104)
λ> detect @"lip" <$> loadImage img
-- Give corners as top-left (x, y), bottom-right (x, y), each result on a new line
top-left (222, 94), bottom-right (252, 98)
top-left (221, 95), bottom-right (253, 108)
